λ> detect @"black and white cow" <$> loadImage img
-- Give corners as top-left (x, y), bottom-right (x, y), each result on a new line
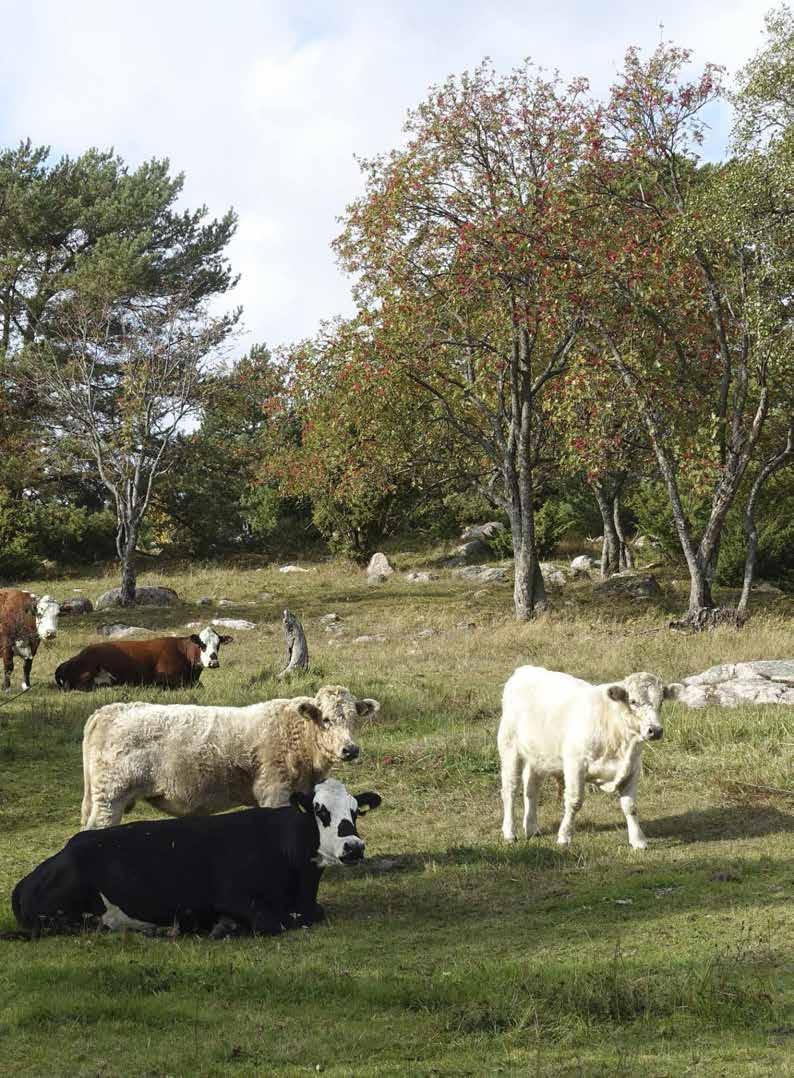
top-left (12, 779), bottom-right (382, 938)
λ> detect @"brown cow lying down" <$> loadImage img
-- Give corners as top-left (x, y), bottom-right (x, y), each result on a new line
top-left (55, 627), bottom-right (232, 691)
top-left (0, 589), bottom-right (60, 691)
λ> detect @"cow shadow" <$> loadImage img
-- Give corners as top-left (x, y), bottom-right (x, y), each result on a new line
top-left (546, 803), bottom-right (794, 843)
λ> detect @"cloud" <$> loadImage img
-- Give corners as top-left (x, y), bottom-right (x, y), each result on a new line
top-left (0, 0), bottom-right (769, 354)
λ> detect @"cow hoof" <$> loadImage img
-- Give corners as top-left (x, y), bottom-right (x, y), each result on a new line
top-left (557, 835), bottom-right (572, 847)
top-left (21, 684), bottom-right (30, 692)
top-left (630, 840), bottom-right (648, 850)
top-left (502, 832), bottom-right (517, 844)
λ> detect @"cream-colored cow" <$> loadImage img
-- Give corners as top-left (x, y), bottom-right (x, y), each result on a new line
top-left (81, 685), bottom-right (379, 829)
top-left (498, 666), bottom-right (682, 848)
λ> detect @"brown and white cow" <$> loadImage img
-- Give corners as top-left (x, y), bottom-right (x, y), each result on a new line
top-left (0, 590), bottom-right (60, 692)
top-left (54, 627), bottom-right (232, 692)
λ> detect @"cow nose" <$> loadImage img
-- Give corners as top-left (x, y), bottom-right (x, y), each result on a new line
top-left (341, 743), bottom-right (360, 761)
top-left (648, 727), bottom-right (663, 740)
top-left (44, 631), bottom-right (56, 640)
top-left (342, 841), bottom-right (364, 862)
top-left (208, 657), bottom-right (219, 667)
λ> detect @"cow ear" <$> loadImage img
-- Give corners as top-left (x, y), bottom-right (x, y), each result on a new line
top-left (354, 791), bottom-right (382, 814)
top-left (355, 698), bottom-right (380, 718)
top-left (297, 701), bottom-right (322, 724)
top-left (607, 685), bottom-right (628, 703)
top-left (663, 683), bottom-right (684, 701)
top-left (218, 635), bottom-right (234, 645)
top-left (190, 634), bottom-right (205, 649)
top-left (290, 792), bottom-right (314, 813)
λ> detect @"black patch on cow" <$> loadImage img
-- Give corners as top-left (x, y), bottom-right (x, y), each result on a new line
top-left (314, 803), bottom-right (332, 828)
top-left (337, 819), bottom-right (356, 838)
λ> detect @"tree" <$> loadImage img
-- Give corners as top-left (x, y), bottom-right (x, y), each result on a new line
top-left (584, 42), bottom-right (792, 624)
top-left (336, 62), bottom-right (589, 617)
top-left (31, 292), bottom-right (234, 603)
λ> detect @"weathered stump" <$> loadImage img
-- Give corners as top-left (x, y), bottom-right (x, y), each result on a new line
top-left (277, 608), bottom-right (309, 678)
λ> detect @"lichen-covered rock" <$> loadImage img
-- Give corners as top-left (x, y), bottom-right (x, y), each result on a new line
top-left (460, 521), bottom-right (505, 541)
top-left (451, 539), bottom-right (491, 562)
top-left (97, 623), bottom-right (150, 639)
top-left (212, 618), bottom-right (255, 630)
top-left (95, 586), bottom-right (179, 609)
top-left (279, 564), bottom-right (311, 574)
top-left (453, 565), bottom-right (508, 583)
top-left (679, 659), bottom-right (794, 708)
top-left (543, 568), bottom-right (566, 588)
top-left (595, 573), bottom-right (661, 599)
top-left (367, 552), bottom-right (394, 584)
top-left (60, 597), bottom-right (93, 615)
top-left (405, 571), bottom-right (432, 584)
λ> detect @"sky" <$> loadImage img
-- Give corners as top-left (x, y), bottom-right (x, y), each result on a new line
top-left (0, 0), bottom-right (770, 359)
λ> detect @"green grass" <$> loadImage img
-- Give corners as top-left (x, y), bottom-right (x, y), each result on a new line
top-left (1, 555), bottom-right (793, 1076)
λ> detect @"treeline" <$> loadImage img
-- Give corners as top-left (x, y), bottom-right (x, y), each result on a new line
top-left (1, 9), bottom-right (792, 623)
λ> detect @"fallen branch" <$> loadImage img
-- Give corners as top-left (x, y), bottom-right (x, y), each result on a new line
top-left (277, 608), bottom-right (309, 679)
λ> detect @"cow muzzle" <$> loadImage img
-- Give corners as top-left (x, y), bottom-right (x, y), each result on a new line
top-left (341, 743), bottom-right (360, 762)
top-left (43, 630), bottom-right (57, 641)
top-left (643, 726), bottom-right (664, 741)
top-left (340, 839), bottom-right (365, 864)
top-left (207, 657), bottom-right (219, 668)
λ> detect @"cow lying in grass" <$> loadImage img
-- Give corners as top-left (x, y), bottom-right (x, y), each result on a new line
top-left (0, 590), bottom-right (60, 691)
top-left (498, 666), bottom-right (683, 849)
top-left (81, 685), bottom-right (380, 828)
top-left (12, 779), bottom-right (382, 938)
top-left (55, 627), bottom-right (233, 691)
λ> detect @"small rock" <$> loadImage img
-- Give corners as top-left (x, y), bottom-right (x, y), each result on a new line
top-left (752, 579), bottom-right (783, 594)
top-left (98, 623), bottom-right (149, 639)
top-left (353, 635), bottom-right (386, 644)
top-left (212, 618), bottom-right (255, 630)
top-left (366, 553), bottom-right (394, 584)
top-left (416, 628), bottom-right (436, 638)
top-left (196, 597), bottom-right (213, 607)
top-left (279, 565), bottom-right (311, 574)
top-left (570, 555), bottom-right (595, 572)
top-left (460, 521), bottom-right (505, 541)
top-left (404, 571), bottom-right (432, 584)
top-left (543, 568), bottom-right (566, 588)
top-left (319, 613), bottom-right (341, 625)
top-left (259, 592), bottom-right (273, 601)
top-left (60, 597), bottom-right (93, 615)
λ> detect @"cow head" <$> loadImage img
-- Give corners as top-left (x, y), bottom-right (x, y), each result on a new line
top-left (606, 672), bottom-right (684, 741)
top-left (296, 685), bottom-right (380, 763)
top-left (189, 627), bottom-right (234, 669)
top-left (35, 595), bottom-right (60, 640)
top-left (292, 778), bottom-right (382, 866)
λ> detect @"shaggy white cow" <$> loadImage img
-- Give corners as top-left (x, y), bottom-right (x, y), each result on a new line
top-left (81, 685), bottom-right (379, 829)
top-left (498, 666), bottom-right (682, 848)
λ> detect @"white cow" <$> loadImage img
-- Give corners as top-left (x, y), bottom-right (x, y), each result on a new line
top-left (81, 685), bottom-right (379, 829)
top-left (498, 666), bottom-right (682, 849)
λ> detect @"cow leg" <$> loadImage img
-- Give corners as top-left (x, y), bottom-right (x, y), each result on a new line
top-left (100, 894), bottom-right (158, 935)
top-left (499, 746), bottom-right (521, 842)
top-left (84, 795), bottom-right (129, 829)
top-left (21, 657), bottom-right (33, 691)
top-left (521, 763), bottom-right (541, 837)
top-left (292, 864), bottom-right (324, 926)
top-left (557, 760), bottom-right (586, 846)
top-left (2, 647), bottom-right (13, 690)
top-left (619, 772), bottom-right (648, 850)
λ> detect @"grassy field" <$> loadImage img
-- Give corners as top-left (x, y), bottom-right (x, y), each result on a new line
top-left (1, 552), bottom-right (793, 1076)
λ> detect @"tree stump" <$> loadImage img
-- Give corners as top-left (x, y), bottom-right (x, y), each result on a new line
top-left (277, 608), bottom-right (309, 678)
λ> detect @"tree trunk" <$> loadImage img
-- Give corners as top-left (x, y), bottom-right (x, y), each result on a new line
top-left (510, 508), bottom-right (547, 620)
top-left (737, 425), bottom-right (794, 616)
top-left (117, 518), bottom-right (139, 606)
top-left (592, 483), bottom-right (620, 578)
top-left (277, 608), bottom-right (309, 678)
top-left (613, 493), bottom-right (633, 570)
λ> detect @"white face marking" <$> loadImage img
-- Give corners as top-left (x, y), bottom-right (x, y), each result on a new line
top-left (198, 626), bottom-right (222, 668)
top-left (35, 596), bottom-right (60, 640)
top-left (313, 779), bottom-right (366, 867)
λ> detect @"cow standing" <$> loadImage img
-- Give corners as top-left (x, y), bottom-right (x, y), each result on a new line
top-left (0, 590), bottom-right (60, 692)
top-left (55, 627), bottom-right (232, 691)
top-left (81, 685), bottom-right (380, 828)
top-left (498, 666), bottom-right (682, 848)
top-left (12, 778), bottom-right (382, 938)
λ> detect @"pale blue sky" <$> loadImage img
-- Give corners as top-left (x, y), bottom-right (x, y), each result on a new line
top-left (0, 0), bottom-right (769, 355)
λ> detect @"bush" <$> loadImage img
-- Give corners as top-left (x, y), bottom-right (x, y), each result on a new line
top-left (488, 499), bottom-right (579, 559)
